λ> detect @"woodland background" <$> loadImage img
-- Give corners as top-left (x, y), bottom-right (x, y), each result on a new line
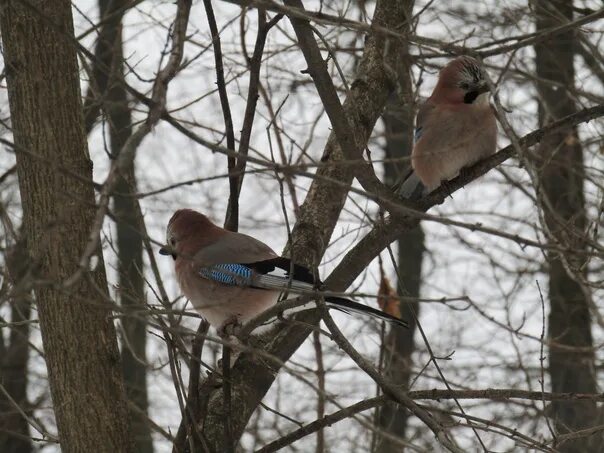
top-left (0, 0), bottom-right (603, 452)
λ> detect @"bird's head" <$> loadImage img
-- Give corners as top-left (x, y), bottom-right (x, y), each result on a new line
top-left (159, 209), bottom-right (214, 260)
top-left (433, 56), bottom-right (491, 105)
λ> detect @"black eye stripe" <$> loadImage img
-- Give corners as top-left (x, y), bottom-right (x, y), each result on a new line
top-left (464, 91), bottom-right (479, 104)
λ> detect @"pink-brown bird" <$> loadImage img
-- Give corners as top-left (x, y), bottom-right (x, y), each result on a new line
top-left (398, 56), bottom-right (497, 198)
top-left (160, 209), bottom-right (407, 336)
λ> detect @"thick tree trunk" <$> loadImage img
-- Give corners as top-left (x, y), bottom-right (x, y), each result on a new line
top-left (85, 1), bottom-right (152, 450)
top-left (113, 59), bottom-right (152, 453)
top-left (0, 1), bottom-right (133, 451)
top-left (0, 236), bottom-right (32, 453)
top-left (374, 3), bottom-right (421, 449)
top-left (534, 1), bottom-right (600, 451)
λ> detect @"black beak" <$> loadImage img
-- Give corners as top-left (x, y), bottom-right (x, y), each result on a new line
top-left (159, 246), bottom-right (177, 260)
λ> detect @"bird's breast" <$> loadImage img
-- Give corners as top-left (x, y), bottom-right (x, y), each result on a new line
top-left (176, 262), bottom-right (280, 329)
top-left (412, 103), bottom-right (496, 188)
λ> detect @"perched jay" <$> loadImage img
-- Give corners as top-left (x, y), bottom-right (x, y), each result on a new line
top-left (159, 209), bottom-right (407, 336)
top-left (398, 56), bottom-right (497, 199)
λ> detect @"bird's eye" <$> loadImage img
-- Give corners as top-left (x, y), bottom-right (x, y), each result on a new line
top-left (464, 91), bottom-right (479, 104)
top-left (460, 82), bottom-right (470, 90)
top-left (170, 238), bottom-right (176, 246)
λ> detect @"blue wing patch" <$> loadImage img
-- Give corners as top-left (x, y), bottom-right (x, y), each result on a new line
top-left (414, 126), bottom-right (423, 142)
top-left (199, 264), bottom-right (253, 286)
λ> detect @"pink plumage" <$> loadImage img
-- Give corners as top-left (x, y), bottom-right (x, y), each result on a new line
top-left (162, 209), bottom-right (279, 333)
top-left (160, 209), bottom-right (408, 336)
top-left (400, 56), bottom-right (497, 197)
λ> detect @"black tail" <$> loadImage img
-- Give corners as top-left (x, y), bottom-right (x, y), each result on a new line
top-left (245, 257), bottom-right (408, 328)
top-left (325, 296), bottom-right (408, 328)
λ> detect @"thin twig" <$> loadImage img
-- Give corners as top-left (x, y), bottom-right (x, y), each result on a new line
top-left (225, 9), bottom-right (283, 231)
top-left (255, 396), bottom-right (386, 453)
top-left (312, 330), bottom-right (326, 452)
top-left (64, 0), bottom-right (192, 288)
top-left (0, 383), bottom-right (58, 443)
top-left (202, 0), bottom-right (237, 231)
top-left (173, 321), bottom-right (211, 452)
top-left (385, 246), bottom-right (488, 451)
top-left (221, 0), bottom-right (604, 58)
top-left (537, 280), bottom-right (557, 440)
top-left (316, 300), bottom-right (463, 453)
top-left (0, 165), bottom-right (16, 185)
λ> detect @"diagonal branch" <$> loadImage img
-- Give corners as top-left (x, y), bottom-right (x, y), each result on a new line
top-left (177, 0), bottom-right (604, 448)
top-left (318, 301), bottom-right (463, 452)
top-left (194, 0), bottom-right (413, 450)
top-left (257, 389), bottom-right (604, 452)
top-left (222, 0), bottom-right (604, 58)
top-left (326, 103), bottom-right (604, 294)
top-left (283, 0), bottom-right (393, 202)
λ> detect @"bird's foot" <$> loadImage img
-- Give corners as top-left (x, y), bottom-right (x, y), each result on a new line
top-left (218, 317), bottom-right (243, 338)
top-left (217, 319), bottom-right (243, 369)
top-left (439, 180), bottom-right (454, 198)
top-left (458, 166), bottom-right (472, 184)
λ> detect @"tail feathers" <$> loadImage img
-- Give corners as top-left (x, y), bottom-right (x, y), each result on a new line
top-left (252, 274), bottom-right (314, 293)
top-left (325, 296), bottom-right (408, 328)
top-left (396, 171), bottom-right (427, 200)
top-left (251, 275), bottom-right (408, 328)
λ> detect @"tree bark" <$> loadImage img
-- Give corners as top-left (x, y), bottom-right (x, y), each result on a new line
top-left (193, 0), bottom-right (412, 450)
top-left (0, 1), bottom-right (133, 451)
top-left (375, 3), bottom-right (422, 448)
top-left (534, 1), bottom-right (600, 451)
top-left (85, 1), bottom-right (152, 450)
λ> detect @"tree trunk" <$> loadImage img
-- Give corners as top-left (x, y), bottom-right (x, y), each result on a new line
top-left (192, 0), bottom-right (413, 450)
top-left (534, 1), bottom-right (600, 451)
top-left (0, 1), bottom-right (133, 451)
top-left (374, 3), bottom-right (421, 449)
top-left (0, 235), bottom-right (32, 453)
top-left (86, 0), bottom-right (152, 450)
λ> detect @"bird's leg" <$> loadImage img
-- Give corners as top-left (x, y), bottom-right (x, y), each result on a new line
top-left (217, 316), bottom-right (243, 369)
top-left (439, 179), bottom-right (454, 198)
top-left (458, 166), bottom-right (472, 185)
top-left (219, 316), bottom-right (243, 338)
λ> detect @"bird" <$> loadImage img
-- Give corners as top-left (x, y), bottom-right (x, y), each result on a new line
top-left (397, 56), bottom-right (497, 199)
top-left (159, 209), bottom-right (408, 336)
